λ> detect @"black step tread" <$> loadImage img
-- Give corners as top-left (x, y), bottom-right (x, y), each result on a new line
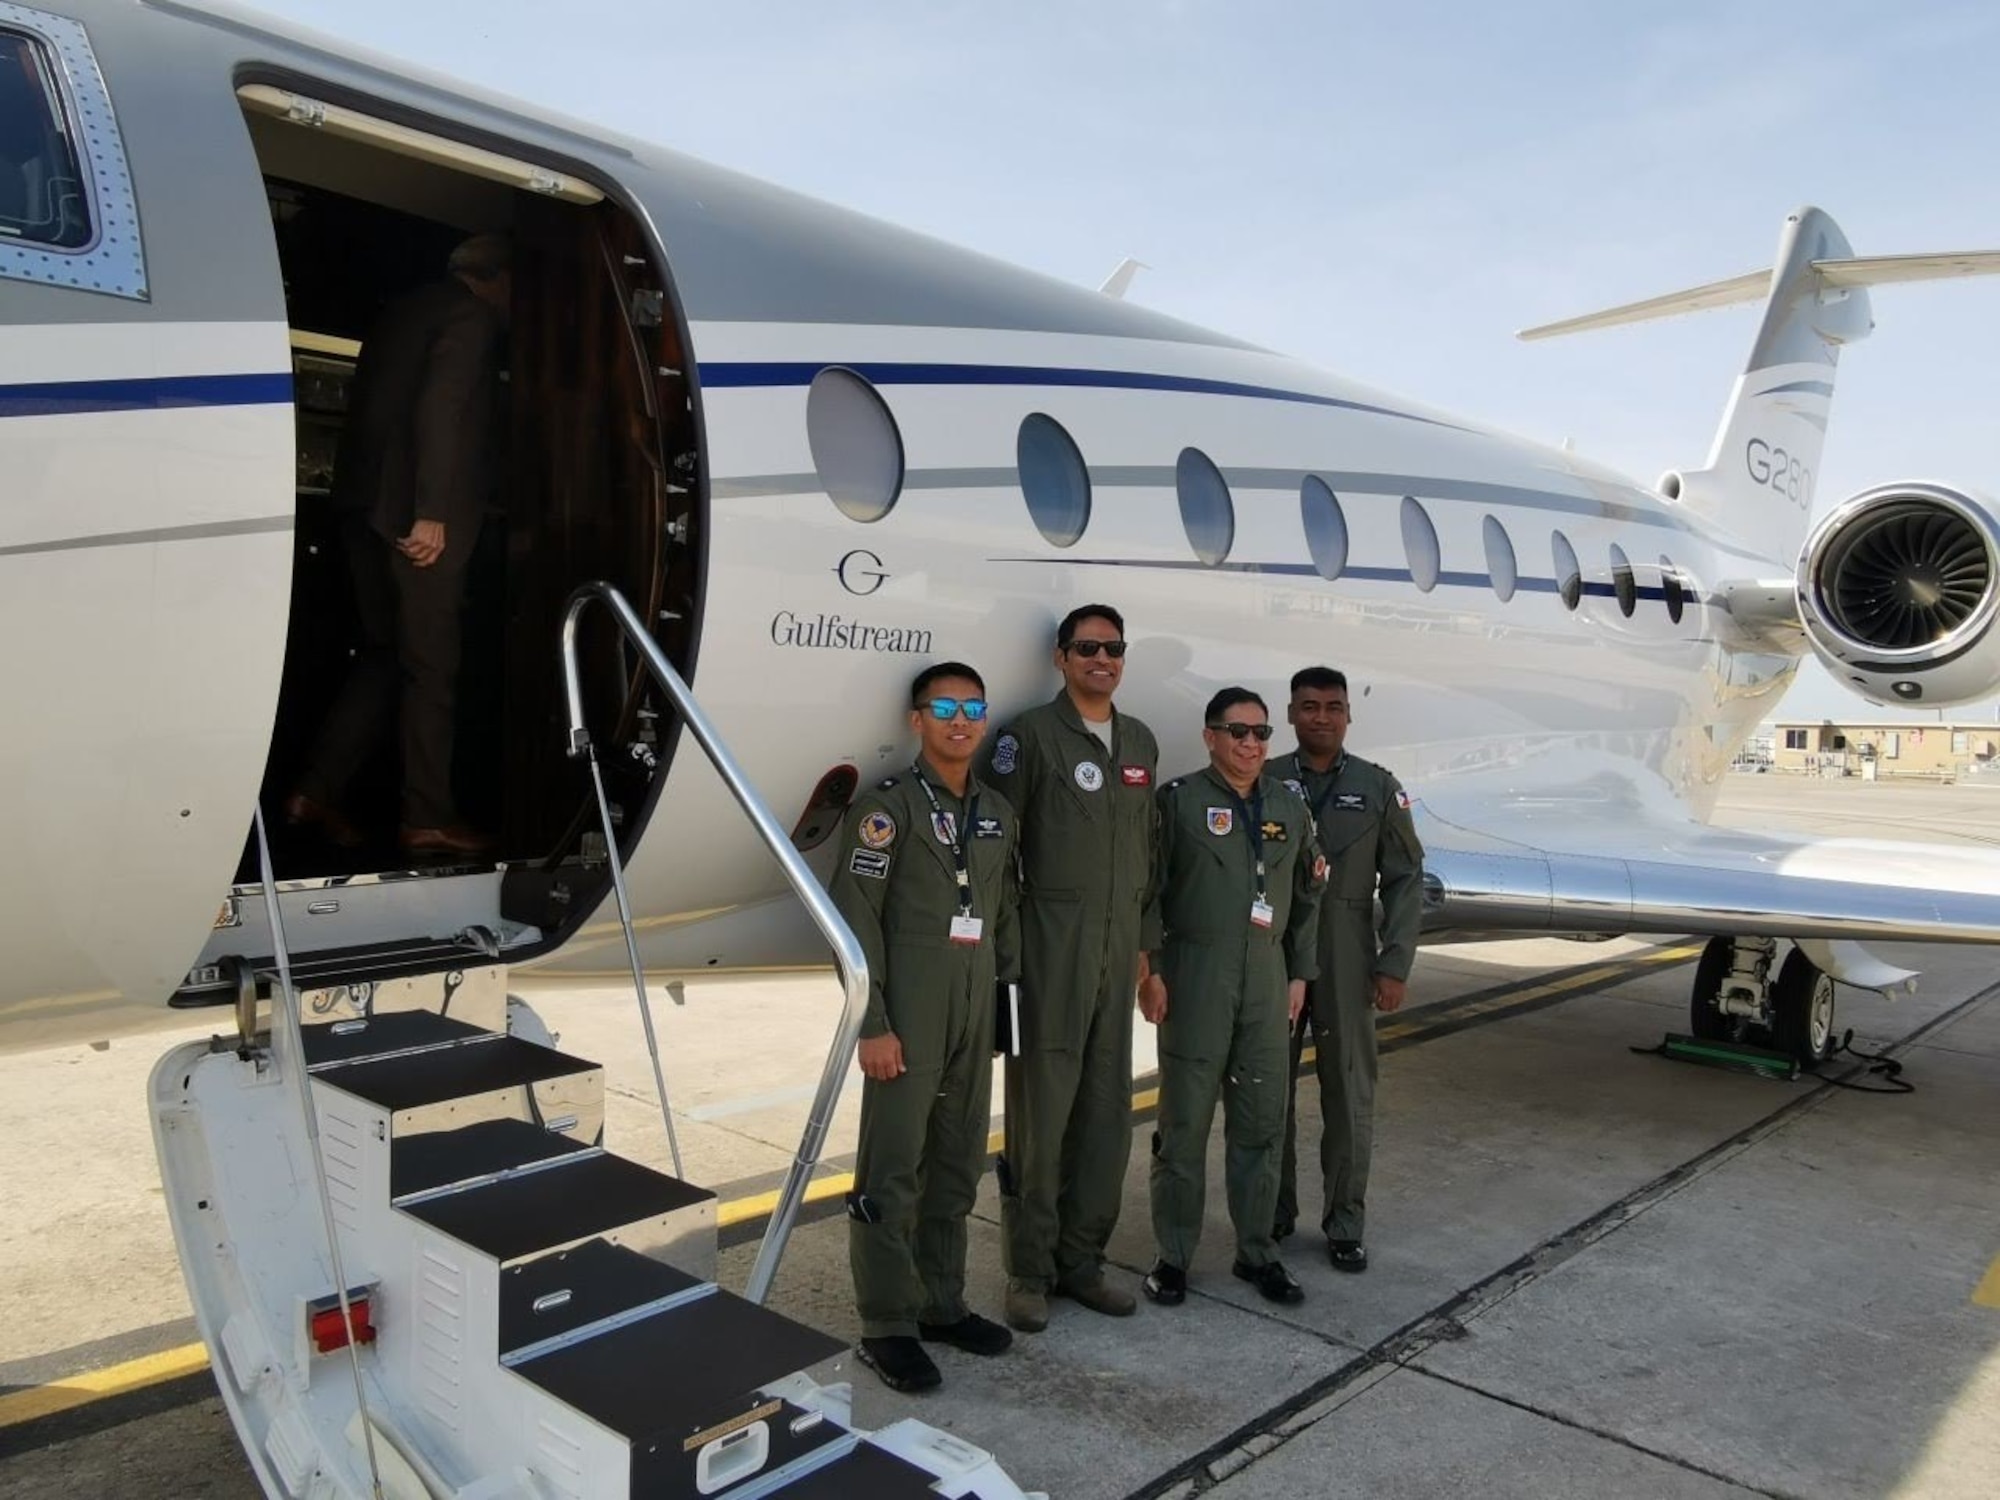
top-left (759, 1441), bottom-right (948, 1499)
top-left (258, 936), bottom-right (494, 988)
top-left (303, 1009), bottom-right (493, 1069)
top-left (401, 1151), bottom-right (712, 1262)
top-left (515, 1288), bottom-right (845, 1442)
top-left (312, 1034), bottom-right (595, 1112)
top-left (392, 1118), bottom-right (594, 1201)
top-left (500, 1237), bottom-right (705, 1356)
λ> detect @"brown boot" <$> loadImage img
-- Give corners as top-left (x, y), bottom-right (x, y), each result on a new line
top-left (1004, 1281), bottom-right (1048, 1333)
top-left (1055, 1274), bottom-right (1137, 1318)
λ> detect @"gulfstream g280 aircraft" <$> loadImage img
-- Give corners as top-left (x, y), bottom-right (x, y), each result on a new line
top-left (3, 1), bottom-right (2000, 1495)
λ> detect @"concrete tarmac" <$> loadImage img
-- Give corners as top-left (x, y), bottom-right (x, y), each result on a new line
top-left (3, 773), bottom-right (1998, 1498)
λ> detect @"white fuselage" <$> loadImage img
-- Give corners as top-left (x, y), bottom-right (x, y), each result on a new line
top-left (583, 318), bottom-right (1792, 971)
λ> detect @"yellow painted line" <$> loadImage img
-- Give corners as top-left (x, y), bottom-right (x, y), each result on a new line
top-left (0, 1342), bottom-right (211, 1429)
top-left (0, 943), bottom-right (1689, 1429)
top-left (1974, 1256), bottom-right (2000, 1309)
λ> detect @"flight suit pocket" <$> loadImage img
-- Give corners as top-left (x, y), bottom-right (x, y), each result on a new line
top-left (1319, 811), bottom-right (1379, 895)
top-left (883, 944), bottom-right (949, 1072)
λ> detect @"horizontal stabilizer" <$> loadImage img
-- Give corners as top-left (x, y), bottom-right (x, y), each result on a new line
top-left (1816, 249), bottom-right (2000, 287)
top-left (1518, 269), bottom-right (1771, 340)
top-left (1519, 247), bottom-right (2000, 341)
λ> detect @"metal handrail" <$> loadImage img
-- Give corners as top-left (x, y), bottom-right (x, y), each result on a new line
top-left (559, 581), bottom-right (871, 1306)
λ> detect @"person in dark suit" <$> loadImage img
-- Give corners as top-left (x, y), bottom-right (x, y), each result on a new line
top-left (286, 233), bottom-right (511, 858)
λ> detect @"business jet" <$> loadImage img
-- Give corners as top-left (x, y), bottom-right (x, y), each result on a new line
top-left (4, 1), bottom-right (1999, 1496)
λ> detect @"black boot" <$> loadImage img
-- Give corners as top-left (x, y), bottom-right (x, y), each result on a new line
top-left (857, 1336), bottom-right (942, 1392)
top-left (917, 1313), bottom-right (1013, 1356)
top-left (1233, 1259), bottom-right (1305, 1304)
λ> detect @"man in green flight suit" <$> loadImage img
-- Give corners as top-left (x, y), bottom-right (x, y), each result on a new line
top-left (1139, 686), bottom-right (1325, 1307)
top-left (1270, 666), bottom-right (1424, 1272)
top-left (980, 603), bottom-right (1160, 1332)
top-left (829, 661), bottom-right (1021, 1393)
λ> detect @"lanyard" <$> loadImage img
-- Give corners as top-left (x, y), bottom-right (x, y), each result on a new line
top-left (1291, 754), bottom-right (1345, 830)
top-left (911, 764), bottom-right (977, 916)
top-left (1226, 782), bottom-right (1267, 902)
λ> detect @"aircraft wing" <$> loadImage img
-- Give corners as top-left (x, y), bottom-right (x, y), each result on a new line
top-left (1413, 776), bottom-right (2000, 949)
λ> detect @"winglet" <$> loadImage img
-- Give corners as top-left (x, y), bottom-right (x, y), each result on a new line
top-left (1098, 257), bottom-right (1148, 299)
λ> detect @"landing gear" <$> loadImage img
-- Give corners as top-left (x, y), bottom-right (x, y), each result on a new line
top-left (1689, 936), bottom-right (1837, 1066)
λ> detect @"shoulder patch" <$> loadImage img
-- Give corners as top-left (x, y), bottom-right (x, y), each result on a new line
top-left (858, 810), bottom-right (897, 849)
top-left (991, 732), bottom-right (1019, 775)
top-left (1396, 788), bottom-right (1413, 810)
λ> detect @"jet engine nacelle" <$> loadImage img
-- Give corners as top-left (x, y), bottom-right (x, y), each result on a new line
top-left (1796, 482), bottom-right (2000, 707)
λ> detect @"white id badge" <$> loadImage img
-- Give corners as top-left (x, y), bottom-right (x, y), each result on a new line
top-left (950, 915), bottom-right (985, 945)
top-left (1249, 899), bottom-right (1275, 929)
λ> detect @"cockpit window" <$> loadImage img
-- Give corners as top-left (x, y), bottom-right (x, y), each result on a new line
top-left (0, 30), bottom-right (89, 249)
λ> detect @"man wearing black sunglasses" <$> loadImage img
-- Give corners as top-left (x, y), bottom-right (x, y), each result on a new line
top-left (979, 603), bottom-right (1159, 1333)
top-left (829, 661), bottom-right (1022, 1393)
top-left (1139, 686), bottom-right (1325, 1308)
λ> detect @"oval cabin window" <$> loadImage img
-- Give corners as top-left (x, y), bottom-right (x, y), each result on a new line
top-left (807, 367), bottom-right (904, 523)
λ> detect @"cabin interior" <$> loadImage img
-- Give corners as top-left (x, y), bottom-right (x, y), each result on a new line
top-left (231, 92), bottom-right (701, 901)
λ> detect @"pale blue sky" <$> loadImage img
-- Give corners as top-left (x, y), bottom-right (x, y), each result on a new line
top-left (254, 0), bottom-right (2000, 722)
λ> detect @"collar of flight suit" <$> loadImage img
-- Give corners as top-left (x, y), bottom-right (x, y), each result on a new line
top-left (1050, 688), bottom-right (1123, 760)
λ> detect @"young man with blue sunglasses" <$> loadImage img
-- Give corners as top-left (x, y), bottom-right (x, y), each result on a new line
top-left (829, 661), bottom-right (1022, 1393)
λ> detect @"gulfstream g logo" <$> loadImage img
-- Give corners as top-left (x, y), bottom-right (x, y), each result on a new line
top-left (771, 612), bottom-right (933, 654)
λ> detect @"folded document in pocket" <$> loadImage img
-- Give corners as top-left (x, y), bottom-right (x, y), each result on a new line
top-left (994, 981), bottom-right (1022, 1056)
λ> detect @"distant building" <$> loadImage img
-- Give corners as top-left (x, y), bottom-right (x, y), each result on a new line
top-left (1767, 719), bottom-right (2000, 780)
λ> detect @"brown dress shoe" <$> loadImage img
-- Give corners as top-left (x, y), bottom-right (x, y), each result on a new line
top-left (282, 792), bottom-right (363, 848)
top-left (399, 824), bottom-right (496, 858)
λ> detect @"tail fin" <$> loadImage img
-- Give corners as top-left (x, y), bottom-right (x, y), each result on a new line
top-left (1520, 207), bottom-right (2000, 562)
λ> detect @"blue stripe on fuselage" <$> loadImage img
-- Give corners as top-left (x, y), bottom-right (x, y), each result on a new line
top-left (698, 360), bottom-right (1454, 427)
top-left (0, 372), bottom-right (293, 419)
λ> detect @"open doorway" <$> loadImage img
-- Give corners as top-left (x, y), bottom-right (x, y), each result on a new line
top-left (232, 84), bottom-right (701, 941)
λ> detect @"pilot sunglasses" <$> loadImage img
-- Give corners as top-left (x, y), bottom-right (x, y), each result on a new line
top-left (1065, 640), bottom-right (1128, 658)
top-left (921, 697), bottom-right (989, 721)
top-left (1207, 722), bottom-right (1275, 741)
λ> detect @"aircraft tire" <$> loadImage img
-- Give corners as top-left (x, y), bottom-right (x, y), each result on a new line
top-left (1771, 947), bottom-right (1838, 1065)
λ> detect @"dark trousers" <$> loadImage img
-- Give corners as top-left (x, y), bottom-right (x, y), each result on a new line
top-left (999, 969), bottom-right (1135, 1293)
top-left (1278, 978), bottom-right (1380, 1241)
top-left (301, 515), bottom-right (470, 829)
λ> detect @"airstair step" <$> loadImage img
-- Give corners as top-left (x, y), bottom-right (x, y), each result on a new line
top-left (511, 1288), bottom-right (848, 1495)
top-left (312, 1033), bottom-right (594, 1114)
top-left (391, 1116), bottom-right (595, 1201)
top-left (302, 1008), bottom-right (493, 1069)
top-left (499, 1236), bottom-right (708, 1359)
top-left (768, 1440), bottom-right (957, 1498)
top-left (261, 934), bottom-right (491, 989)
top-left (400, 1150), bottom-right (715, 1271)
